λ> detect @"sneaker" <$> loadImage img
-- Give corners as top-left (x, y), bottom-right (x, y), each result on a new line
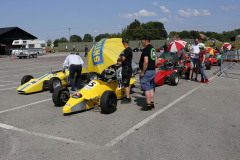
top-left (140, 104), bottom-right (152, 111)
top-left (71, 88), bottom-right (76, 91)
top-left (186, 79), bottom-right (190, 82)
top-left (204, 79), bottom-right (209, 84)
top-left (121, 98), bottom-right (131, 104)
top-left (151, 103), bottom-right (155, 110)
top-left (198, 79), bottom-right (204, 83)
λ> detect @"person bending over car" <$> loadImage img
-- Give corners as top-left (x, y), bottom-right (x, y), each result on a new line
top-left (117, 38), bottom-right (133, 104)
top-left (62, 52), bottom-right (84, 91)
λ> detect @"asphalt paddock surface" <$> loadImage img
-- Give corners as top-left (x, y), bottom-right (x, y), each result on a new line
top-left (0, 52), bottom-right (240, 160)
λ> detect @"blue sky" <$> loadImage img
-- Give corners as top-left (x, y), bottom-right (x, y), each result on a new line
top-left (1, 0), bottom-right (240, 41)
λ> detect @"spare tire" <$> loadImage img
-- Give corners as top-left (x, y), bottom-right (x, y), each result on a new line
top-left (52, 86), bottom-right (69, 107)
top-left (48, 77), bottom-right (62, 93)
top-left (21, 75), bottom-right (33, 85)
top-left (100, 91), bottom-right (117, 114)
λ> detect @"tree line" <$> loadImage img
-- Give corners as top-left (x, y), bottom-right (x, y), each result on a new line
top-left (169, 29), bottom-right (240, 42)
top-left (47, 19), bottom-right (240, 47)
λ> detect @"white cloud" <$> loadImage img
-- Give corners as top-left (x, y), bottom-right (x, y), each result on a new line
top-left (220, 5), bottom-right (239, 10)
top-left (119, 9), bottom-right (157, 19)
top-left (178, 9), bottom-right (211, 17)
top-left (158, 18), bottom-right (168, 23)
top-left (160, 6), bottom-right (170, 13)
top-left (174, 17), bottom-right (184, 23)
top-left (152, 2), bottom-right (158, 6)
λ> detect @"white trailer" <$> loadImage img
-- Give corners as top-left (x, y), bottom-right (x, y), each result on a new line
top-left (11, 39), bottom-right (46, 58)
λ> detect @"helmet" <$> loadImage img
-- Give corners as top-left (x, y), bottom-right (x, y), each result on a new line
top-left (104, 68), bottom-right (116, 79)
top-left (198, 43), bottom-right (205, 49)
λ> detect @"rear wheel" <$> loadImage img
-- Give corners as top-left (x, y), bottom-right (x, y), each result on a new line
top-left (48, 77), bottom-right (62, 93)
top-left (52, 86), bottom-right (70, 106)
top-left (206, 61), bottom-right (211, 70)
top-left (170, 72), bottom-right (179, 86)
top-left (21, 75), bottom-right (33, 85)
top-left (100, 91), bottom-right (117, 114)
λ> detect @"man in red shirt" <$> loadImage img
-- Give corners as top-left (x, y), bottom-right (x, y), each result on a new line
top-left (198, 44), bottom-right (209, 83)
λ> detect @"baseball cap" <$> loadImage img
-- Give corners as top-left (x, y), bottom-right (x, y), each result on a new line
top-left (122, 38), bottom-right (129, 43)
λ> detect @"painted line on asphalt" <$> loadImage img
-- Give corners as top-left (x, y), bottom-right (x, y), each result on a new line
top-left (0, 86), bottom-right (18, 91)
top-left (105, 76), bottom-right (216, 147)
top-left (0, 123), bottom-right (102, 148)
top-left (0, 82), bottom-right (19, 87)
top-left (0, 98), bottom-right (52, 114)
top-left (0, 64), bottom-right (61, 73)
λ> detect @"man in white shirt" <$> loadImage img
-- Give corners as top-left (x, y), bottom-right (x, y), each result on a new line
top-left (188, 38), bottom-right (200, 81)
top-left (62, 53), bottom-right (84, 91)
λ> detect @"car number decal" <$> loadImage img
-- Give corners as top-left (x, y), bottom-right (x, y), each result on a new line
top-left (83, 81), bottom-right (97, 90)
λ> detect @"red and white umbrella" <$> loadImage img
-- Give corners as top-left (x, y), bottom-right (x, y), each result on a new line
top-left (223, 42), bottom-right (232, 51)
top-left (167, 39), bottom-right (187, 52)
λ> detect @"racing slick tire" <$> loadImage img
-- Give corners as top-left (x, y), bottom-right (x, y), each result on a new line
top-left (100, 91), bottom-right (117, 114)
top-left (21, 75), bottom-right (34, 85)
top-left (52, 86), bottom-right (70, 107)
top-left (217, 59), bottom-right (221, 66)
top-left (170, 72), bottom-right (179, 86)
top-left (48, 77), bottom-right (62, 93)
top-left (87, 72), bottom-right (99, 83)
top-left (206, 61), bottom-right (211, 70)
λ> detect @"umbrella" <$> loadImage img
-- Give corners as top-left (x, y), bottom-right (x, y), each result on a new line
top-left (206, 47), bottom-right (216, 55)
top-left (167, 39), bottom-right (187, 52)
top-left (87, 38), bottom-right (125, 74)
top-left (223, 42), bottom-right (232, 51)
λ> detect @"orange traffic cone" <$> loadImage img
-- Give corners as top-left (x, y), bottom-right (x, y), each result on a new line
top-left (14, 56), bottom-right (16, 60)
top-left (77, 50), bottom-right (79, 55)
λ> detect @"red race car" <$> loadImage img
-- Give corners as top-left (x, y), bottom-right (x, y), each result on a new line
top-left (155, 59), bottom-right (179, 86)
top-left (205, 55), bottom-right (221, 70)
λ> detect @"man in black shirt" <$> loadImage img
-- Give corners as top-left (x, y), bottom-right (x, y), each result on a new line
top-left (118, 38), bottom-right (133, 104)
top-left (139, 36), bottom-right (158, 111)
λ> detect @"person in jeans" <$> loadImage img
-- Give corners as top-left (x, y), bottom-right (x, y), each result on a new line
top-left (198, 44), bottom-right (209, 83)
top-left (188, 38), bottom-right (200, 81)
top-left (139, 36), bottom-right (158, 111)
top-left (62, 53), bottom-right (84, 91)
top-left (117, 39), bottom-right (133, 104)
top-left (85, 45), bottom-right (88, 57)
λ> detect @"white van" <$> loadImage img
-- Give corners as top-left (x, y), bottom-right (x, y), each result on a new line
top-left (11, 39), bottom-right (46, 58)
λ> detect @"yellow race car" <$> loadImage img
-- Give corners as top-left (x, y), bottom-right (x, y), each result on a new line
top-left (17, 68), bottom-right (87, 94)
top-left (52, 68), bottom-right (136, 114)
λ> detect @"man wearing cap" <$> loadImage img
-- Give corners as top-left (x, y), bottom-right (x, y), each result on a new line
top-left (62, 53), bottom-right (84, 91)
top-left (139, 36), bottom-right (158, 111)
top-left (117, 38), bottom-right (133, 104)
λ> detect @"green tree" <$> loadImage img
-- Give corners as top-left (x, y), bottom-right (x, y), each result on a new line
top-left (70, 35), bottom-right (82, 42)
top-left (53, 39), bottom-right (59, 47)
top-left (95, 33), bottom-right (111, 42)
top-left (47, 40), bottom-right (52, 46)
top-left (83, 34), bottom-right (93, 42)
top-left (179, 30), bottom-right (191, 39)
top-left (59, 37), bottom-right (68, 43)
top-left (169, 31), bottom-right (179, 38)
top-left (189, 30), bottom-right (201, 39)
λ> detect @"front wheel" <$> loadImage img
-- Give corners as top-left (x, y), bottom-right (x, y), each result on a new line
top-left (52, 86), bottom-right (70, 106)
top-left (170, 72), bottom-right (179, 86)
top-left (48, 77), bottom-right (62, 93)
top-left (100, 91), bottom-right (117, 114)
top-left (21, 75), bottom-right (33, 85)
top-left (206, 61), bottom-right (211, 70)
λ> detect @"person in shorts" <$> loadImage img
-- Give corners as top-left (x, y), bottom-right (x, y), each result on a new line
top-left (117, 39), bottom-right (133, 104)
top-left (139, 36), bottom-right (158, 111)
